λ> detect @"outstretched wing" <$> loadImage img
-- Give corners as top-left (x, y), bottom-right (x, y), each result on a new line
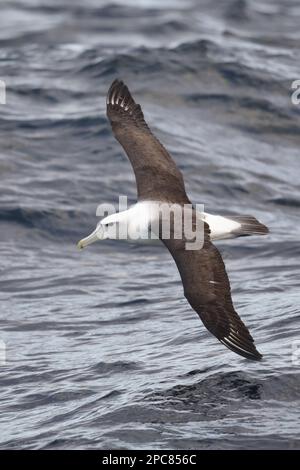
top-left (106, 79), bottom-right (189, 204)
top-left (162, 222), bottom-right (262, 361)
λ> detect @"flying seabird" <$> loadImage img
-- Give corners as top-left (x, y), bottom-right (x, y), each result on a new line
top-left (78, 80), bottom-right (268, 361)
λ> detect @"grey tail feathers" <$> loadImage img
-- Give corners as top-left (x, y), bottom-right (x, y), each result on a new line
top-left (230, 215), bottom-right (269, 237)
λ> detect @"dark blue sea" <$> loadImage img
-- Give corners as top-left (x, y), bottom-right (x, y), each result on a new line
top-left (0, 0), bottom-right (300, 450)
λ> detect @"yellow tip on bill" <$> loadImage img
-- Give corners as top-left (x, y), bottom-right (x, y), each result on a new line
top-left (77, 240), bottom-right (84, 250)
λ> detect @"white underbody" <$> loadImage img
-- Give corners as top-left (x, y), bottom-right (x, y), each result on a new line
top-left (100, 201), bottom-right (242, 243)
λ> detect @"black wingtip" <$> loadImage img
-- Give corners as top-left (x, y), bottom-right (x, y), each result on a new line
top-left (107, 79), bottom-right (133, 108)
top-left (107, 79), bottom-right (125, 105)
top-left (220, 337), bottom-right (263, 361)
top-left (106, 79), bottom-right (146, 126)
top-left (107, 78), bottom-right (123, 96)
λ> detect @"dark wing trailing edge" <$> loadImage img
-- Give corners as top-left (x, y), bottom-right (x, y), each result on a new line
top-left (162, 222), bottom-right (262, 361)
top-left (106, 79), bottom-right (189, 203)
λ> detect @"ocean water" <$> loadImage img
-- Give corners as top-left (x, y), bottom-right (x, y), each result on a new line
top-left (0, 0), bottom-right (300, 450)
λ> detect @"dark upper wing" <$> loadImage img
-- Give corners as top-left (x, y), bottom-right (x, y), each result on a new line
top-left (106, 79), bottom-right (189, 203)
top-left (162, 221), bottom-right (262, 361)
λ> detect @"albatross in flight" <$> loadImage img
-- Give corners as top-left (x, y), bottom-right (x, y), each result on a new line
top-left (78, 80), bottom-right (268, 361)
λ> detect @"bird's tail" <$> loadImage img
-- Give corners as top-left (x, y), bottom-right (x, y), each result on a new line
top-left (229, 215), bottom-right (269, 237)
